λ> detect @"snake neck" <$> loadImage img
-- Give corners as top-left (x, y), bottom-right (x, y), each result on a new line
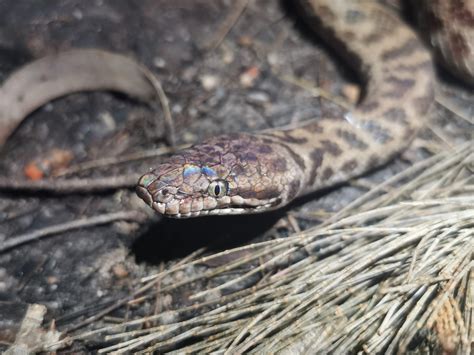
top-left (261, 0), bottom-right (435, 200)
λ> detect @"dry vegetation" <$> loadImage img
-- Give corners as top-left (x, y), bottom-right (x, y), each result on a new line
top-left (42, 140), bottom-right (473, 354)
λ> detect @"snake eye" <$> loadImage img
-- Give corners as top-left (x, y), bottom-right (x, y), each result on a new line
top-left (208, 180), bottom-right (228, 198)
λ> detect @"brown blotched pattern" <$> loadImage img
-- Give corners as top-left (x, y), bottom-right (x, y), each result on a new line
top-left (416, 0), bottom-right (474, 84)
top-left (137, 133), bottom-right (303, 217)
top-left (137, 0), bottom-right (437, 217)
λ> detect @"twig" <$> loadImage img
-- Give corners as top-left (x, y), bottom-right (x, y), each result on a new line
top-left (0, 210), bottom-right (146, 253)
top-left (138, 65), bottom-right (176, 147)
top-left (55, 145), bottom-right (190, 177)
top-left (435, 95), bottom-right (473, 124)
top-left (206, 0), bottom-right (249, 50)
top-left (278, 74), bottom-right (353, 111)
top-left (0, 174), bottom-right (139, 192)
top-left (61, 247), bottom-right (205, 334)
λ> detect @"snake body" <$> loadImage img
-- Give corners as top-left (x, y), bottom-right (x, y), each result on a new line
top-left (137, 0), bottom-right (441, 218)
top-left (417, 0), bottom-right (474, 84)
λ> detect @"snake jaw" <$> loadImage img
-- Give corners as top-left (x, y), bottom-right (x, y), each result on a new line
top-left (151, 198), bottom-right (279, 218)
top-left (137, 173), bottom-right (281, 217)
top-left (138, 186), bottom-right (280, 218)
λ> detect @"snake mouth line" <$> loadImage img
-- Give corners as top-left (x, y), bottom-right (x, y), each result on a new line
top-left (136, 187), bottom-right (279, 218)
top-left (161, 205), bottom-right (275, 218)
top-left (151, 200), bottom-right (279, 218)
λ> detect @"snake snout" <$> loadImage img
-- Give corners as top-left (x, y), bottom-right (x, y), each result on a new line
top-left (137, 172), bottom-right (183, 215)
top-left (136, 173), bottom-right (158, 206)
top-left (136, 185), bottom-right (153, 206)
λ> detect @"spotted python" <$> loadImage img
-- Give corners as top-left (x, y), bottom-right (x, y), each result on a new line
top-left (137, 0), bottom-right (473, 218)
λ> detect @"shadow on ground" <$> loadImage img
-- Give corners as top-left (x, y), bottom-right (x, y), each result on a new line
top-left (132, 211), bottom-right (286, 263)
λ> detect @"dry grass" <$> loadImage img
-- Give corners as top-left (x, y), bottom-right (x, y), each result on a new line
top-left (49, 141), bottom-right (473, 354)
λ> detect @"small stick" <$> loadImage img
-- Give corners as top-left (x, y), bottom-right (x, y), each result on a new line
top-left (0, 174), bottom-right (139, 192)
top-left (206, 0), bottom-right (249, 50)
top-left (0, 210), bottom-right (146, 253)
top-left (55, 145), bottom-right (189, 177)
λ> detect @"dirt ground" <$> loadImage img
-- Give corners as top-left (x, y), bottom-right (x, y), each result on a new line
top-left (0, 0), bottom-right (472, 352)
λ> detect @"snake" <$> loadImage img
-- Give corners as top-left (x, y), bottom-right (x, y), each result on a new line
top-left (136, 0), bottom-right (472, 218)
top-left (416, 0), bottom-right (474, 84)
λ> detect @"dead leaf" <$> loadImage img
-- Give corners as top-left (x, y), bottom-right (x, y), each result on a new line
top-left (0, 49), bottom-right (174, 148)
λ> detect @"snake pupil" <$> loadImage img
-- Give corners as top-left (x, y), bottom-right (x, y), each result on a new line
top-left (208, 180), bottom-right (228, 197)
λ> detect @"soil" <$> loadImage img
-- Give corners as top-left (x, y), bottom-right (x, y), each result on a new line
top-left (0, 0), bottom-right (471, 352)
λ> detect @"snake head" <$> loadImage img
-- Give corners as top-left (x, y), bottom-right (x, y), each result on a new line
top-left (136, 134), bottom-right (291, 218)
